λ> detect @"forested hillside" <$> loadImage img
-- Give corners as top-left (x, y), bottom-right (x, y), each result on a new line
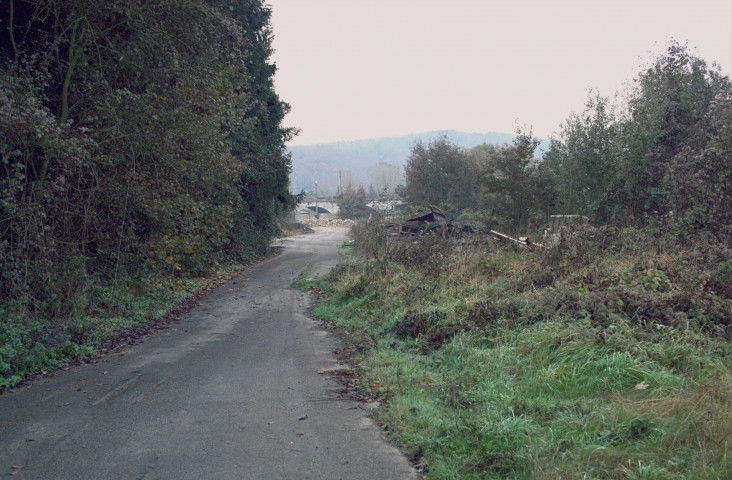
top-left (0, 0), bottom-right (296, 387)
top-left (289, 130), bottom-right (548, 197)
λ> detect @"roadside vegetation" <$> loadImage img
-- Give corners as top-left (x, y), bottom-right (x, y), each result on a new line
top-left (310, 43), bottom-right (732, 479)
top-left (1, 1), bottom-right (296, 389)
top-left (316, 216), bottom-right (731, 479)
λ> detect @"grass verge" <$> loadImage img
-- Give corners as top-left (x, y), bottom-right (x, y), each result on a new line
top-left (0, 258), bottom-right (266, 391)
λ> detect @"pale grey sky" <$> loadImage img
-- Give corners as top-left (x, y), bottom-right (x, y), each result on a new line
top-left (270, 0), bottom-right (731, 146)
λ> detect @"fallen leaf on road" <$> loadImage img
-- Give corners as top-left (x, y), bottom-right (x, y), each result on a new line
top-left (317, 370), bottom-right (326, 374)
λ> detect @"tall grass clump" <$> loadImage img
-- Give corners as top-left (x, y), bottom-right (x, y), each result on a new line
top-left (312, 215), bottom-right (731, 479)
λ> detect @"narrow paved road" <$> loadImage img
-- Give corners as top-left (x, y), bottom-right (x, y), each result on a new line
top-left (0, 228), bottom-right (417, 480)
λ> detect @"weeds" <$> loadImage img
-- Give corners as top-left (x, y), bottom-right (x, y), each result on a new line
top-left (311, 217), bottom-right (732, 479)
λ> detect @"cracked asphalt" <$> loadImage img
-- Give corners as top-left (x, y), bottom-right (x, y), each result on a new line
top-left (0, 227), bottom-right (417, 480)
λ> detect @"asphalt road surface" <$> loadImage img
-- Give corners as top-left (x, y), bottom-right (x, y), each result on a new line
top-left (0, 228), bottom-right (417, 480)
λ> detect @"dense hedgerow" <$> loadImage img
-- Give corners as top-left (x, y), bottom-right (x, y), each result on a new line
top-left (1, 0), bottom-right (296, 387)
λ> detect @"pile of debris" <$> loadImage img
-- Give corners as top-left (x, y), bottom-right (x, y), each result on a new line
top-left (383, 207), bottom-right (591, 248)
top-left (488, 229), bottom-right (536, 246)
top-left (384, 206), bottom-right (474, 238)
top-left (301, 217), bottom-right (355, 228)
top-left (488, 215), bottom-right (590, 248)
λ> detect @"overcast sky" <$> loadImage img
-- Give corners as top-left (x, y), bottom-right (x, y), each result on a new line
top-left (269, 0), bottom-right (731, 146)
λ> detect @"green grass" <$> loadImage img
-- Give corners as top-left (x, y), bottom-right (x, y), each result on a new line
top-left (291, 263), bottom-right (315, 289)
top-left (291, 263), bottom-right (334, 292)
top-left (307, 226), bottom-right (732, 479)
top-left (0, 262), bottom-right (250, 390)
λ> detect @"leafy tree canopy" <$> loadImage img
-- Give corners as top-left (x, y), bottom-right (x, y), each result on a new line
top-left (0, 0), bottom-right (296, 317)
top-left (403, 134), bottom-right (477, 212)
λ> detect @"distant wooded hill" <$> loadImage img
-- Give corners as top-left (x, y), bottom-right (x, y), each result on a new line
top-left (288, 130), bottom-right (550, 197)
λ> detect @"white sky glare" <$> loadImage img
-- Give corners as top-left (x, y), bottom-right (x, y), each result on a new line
top-left (269, 0), bottom-right (732, 146)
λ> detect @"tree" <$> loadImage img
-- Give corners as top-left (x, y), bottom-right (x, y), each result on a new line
top-left (368, 162), bottom-right (402, 199)
top-left (474, 130), bottom-right (547, 233)
top-left (664, 86), bottom-right (732, 238)
top-left (543, 92), bottom-right (620, 222)
top-left (336, 181), bottom-right (371, 219)
top-left (403, 135), bottom-right (476, 211)
top-left (225, 0), bottom-right (300, 254)
top-left (0, 0), bottom-right (296, 317)
top-left (616, 41), bottom-right (728, 222)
